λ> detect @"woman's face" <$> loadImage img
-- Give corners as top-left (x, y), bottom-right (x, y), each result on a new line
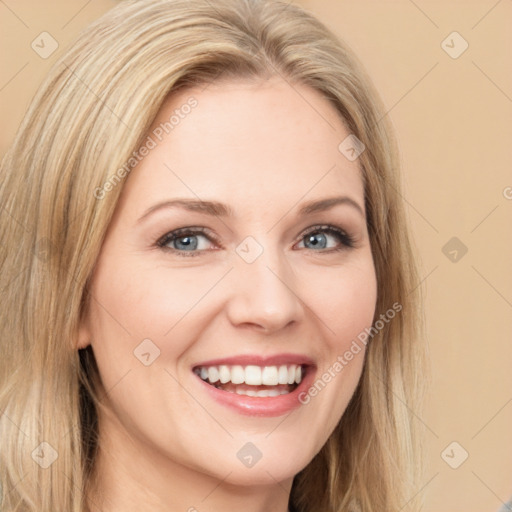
top-left (80, 77), bottom-right (377, 487)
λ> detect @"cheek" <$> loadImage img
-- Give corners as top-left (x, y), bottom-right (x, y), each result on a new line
top-left (308, 257), bottom-right (378, 348)
top-left (85, 255), bottom-right (232, 406)
top-left (88, 256), bottom-right (216, 345)
top-left (297, 258), bottom-right (376, 428)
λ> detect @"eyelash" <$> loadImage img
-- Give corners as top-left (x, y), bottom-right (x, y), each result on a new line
top-left (156, 225), bottom-right (356, 258)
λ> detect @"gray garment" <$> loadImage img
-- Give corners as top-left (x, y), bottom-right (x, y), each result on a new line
top-left (497, 499), bottom-right (512, 512)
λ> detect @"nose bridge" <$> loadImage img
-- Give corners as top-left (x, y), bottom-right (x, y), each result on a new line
top-left (225, 237), bottom-right (304, 332)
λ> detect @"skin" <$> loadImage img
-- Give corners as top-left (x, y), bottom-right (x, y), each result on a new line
top-left (79, 76), bottom-right (377, 512)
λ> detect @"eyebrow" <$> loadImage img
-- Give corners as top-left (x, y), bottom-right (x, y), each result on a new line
top-left (137, 195), bottom-right (364, 223)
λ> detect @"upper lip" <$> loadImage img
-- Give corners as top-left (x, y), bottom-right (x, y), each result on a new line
top-left (193, 353), bottom-right (315, 369)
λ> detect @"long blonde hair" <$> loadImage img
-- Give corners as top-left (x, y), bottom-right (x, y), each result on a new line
top-left (0, 1), bottom-right (426, 510)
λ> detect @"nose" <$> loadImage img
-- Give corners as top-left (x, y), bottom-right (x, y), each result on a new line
top-left (224, 247), bottom-right (305, 334)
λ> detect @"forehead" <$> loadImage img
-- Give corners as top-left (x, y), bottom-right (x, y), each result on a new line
top-left (121, 77), bottom-right (364, 217)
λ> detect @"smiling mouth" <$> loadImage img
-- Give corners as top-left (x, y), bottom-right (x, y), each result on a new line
top-left (193, 364), bottom-right (304, 397)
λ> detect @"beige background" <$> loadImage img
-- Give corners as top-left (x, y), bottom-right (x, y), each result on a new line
top-left (1, 1), bottom-right (511, 511)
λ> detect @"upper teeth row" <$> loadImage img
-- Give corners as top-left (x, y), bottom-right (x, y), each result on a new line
top-left (196, 365), bottom-right (303, 386)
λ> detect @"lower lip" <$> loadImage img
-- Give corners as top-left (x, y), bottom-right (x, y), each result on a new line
top-left (195, 367), bottom-right (316, 417)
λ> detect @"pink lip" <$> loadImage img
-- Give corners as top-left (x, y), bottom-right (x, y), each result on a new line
top-left (192, 353), bottom-right (315, 368)
top-left (192, 353), bottom-right (316, 417)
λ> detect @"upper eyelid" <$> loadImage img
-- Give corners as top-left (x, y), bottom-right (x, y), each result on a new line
top-left (157, 226), bottom-right (216, 245)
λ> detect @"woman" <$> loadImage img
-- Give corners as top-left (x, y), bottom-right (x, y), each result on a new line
top-left (0, 1), bottom-right (425, 511)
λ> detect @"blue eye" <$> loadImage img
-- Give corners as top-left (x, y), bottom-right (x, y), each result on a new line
top-left (298, 225), bottom-right (355, 251)
top-left (157, 227), bottom-right (215, 256)
top-left (156, 224), bottom-right (355, 257)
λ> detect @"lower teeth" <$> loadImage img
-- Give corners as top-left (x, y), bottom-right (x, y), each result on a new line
top-left (211, 382), bottom-right (294, 397)
top-left (234, 388), bottom-right (288, 397)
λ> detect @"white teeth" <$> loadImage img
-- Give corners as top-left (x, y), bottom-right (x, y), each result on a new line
top-left (219, 365), bottom-right (230, 384)
top-left (261, 366), bottom-right (279, 386)
top-left (196, 363), bottom-right (304, 387)
top-left (295, 365), bottom-right (302, 384)
top-left (231, 365), bottom-right (245, 384)
top-left (245, 365), bottom-right (262, 385)
top-left (287, 365), bottom-right (296, 385)
top-left (278, 365), bottom-right (288, 384)
top-left (208, 367), bottom-right (220, 383)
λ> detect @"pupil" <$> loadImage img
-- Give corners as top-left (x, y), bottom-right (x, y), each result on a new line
top-left (176, 236), bottom-right (197, 250)
top-left (307, 233), bottom-right (326, 249)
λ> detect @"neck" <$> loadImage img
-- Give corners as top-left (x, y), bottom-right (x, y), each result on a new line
top-left (85, 411), bottom-right (293, 512)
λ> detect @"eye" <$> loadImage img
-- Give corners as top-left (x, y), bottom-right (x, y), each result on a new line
top-left (296, 225), bottom-right (355, 252)
top-left (156, 224), bottom-right (355, 257)
top-left (156, 227), bottom-right (218, 256)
